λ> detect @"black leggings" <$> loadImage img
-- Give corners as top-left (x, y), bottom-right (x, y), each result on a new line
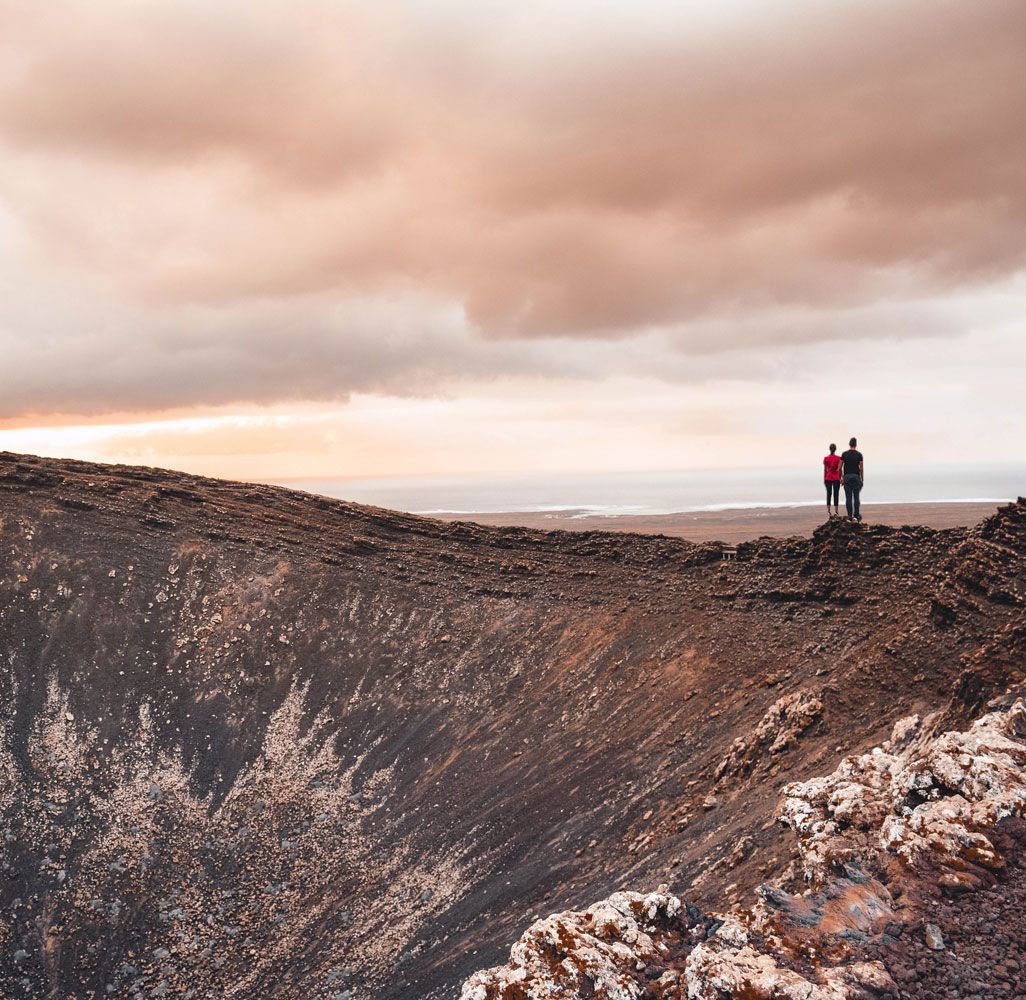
top-left (825, 480), bottom-right (840, 505)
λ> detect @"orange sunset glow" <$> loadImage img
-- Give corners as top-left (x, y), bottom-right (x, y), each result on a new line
top-left (1, 0), bottom-right (1024, 482)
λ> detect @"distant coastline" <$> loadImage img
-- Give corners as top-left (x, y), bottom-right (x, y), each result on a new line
top-left (287, 464), bottom-right (1025, 524)
top-left (416, 496), bottom-right (1014, 518)
top-left (429, 500), bottom-right (1005, 545)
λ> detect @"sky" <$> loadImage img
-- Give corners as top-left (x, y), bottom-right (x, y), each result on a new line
top-left (0, 0), bottom-right (1024, 484)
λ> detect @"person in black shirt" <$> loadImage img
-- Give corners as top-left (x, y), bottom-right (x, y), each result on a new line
top-left (840, 437), bottom-right (864, 522)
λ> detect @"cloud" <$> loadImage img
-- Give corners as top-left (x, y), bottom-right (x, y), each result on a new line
top-left (0, 280), bottom-right (575, 418)
top-left (0, 0), bottom-right (1024, 418)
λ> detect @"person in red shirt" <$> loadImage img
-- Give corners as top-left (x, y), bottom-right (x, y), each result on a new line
top-left (823, 443), bottom-right (842, 517)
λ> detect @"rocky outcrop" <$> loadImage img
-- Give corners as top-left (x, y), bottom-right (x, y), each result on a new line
top-left (684, 940), bottom-right (894, 1000)
top-left (459, 889), bottom-right (696, 1000)
top-left (781, 697), bottom-right (1026, 885)
top-left (716, 689), bottom-right (824, 780)
top-left (463, 691), bottom-right (1026, 999)
top-left (460, 888), bottom-right (894, 1000)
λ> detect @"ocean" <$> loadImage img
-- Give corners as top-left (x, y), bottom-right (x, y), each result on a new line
top-left (283, 463), bottom-right (1026, 517)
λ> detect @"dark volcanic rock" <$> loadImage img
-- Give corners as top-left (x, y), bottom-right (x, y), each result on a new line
top-left (0, 453), bottom-right (1024, 998)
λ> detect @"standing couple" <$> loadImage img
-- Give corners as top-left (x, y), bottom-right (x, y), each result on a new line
top-left (823, 437), bottom-right (864, 522)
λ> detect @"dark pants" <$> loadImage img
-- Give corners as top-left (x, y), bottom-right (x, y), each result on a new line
top-left (844, 474), bottom-right (862, 519)
top-left (825, 480), bottom-right (839, 505)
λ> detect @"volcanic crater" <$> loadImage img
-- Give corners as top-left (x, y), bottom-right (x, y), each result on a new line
top-left (0, 451), bottom-right (1024, 999)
